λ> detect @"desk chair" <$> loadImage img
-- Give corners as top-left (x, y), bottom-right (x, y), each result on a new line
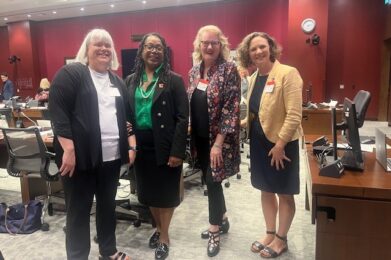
top-left (0, 108), bottom-right (13, 127)
top-left (1, 127), bottom-right (63, 231)
top-left (352, 90), bottom-right (371, 128)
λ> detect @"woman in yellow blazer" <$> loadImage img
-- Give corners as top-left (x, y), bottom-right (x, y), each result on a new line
top-left (238, 32), bottom-right (303, 259)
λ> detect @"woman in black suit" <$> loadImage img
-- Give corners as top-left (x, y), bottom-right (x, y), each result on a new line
top-left (125, 32), bottom-right (188, 260)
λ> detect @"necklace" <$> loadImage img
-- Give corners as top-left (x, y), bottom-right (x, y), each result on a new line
top-left (139, 77), bottom-right (159, 99)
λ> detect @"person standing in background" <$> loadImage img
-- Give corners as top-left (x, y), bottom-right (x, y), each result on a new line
top-left (188, 25), bottom-right (241, 257)
top-left (0, 72), bottom-right (14, 101)
top-left (238, 32), bottom-right (303, 258)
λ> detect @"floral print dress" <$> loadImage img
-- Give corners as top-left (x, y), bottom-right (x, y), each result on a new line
top-left (188, 58), bottom-right (241, 182)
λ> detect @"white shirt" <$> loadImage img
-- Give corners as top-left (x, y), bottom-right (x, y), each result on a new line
top-left (89, 67), bottom-right (120, 162)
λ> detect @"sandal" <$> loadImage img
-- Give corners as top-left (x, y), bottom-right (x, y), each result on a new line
top-left (251, 231), bottom-right (275, 253)
top-left (260, 234), bottom-right (288, 258)
top-left (99, 251), bottom-right (130, 260)
top-left (207, 230), bottom-right (220, 257)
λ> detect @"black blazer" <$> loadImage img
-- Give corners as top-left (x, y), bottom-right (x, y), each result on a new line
top-left (49, 63), bottom-right (133, 170)
top-left (125, 71), bottom-right (189, 166)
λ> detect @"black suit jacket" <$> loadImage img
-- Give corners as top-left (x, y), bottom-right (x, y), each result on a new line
top-left (50, 63), bottom-right (133, 170)
top-left (125, 71), bottom-right (189, 166)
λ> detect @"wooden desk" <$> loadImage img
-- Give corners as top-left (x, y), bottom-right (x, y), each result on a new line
top-left (305, 135), bottom-right (391, 260)
top-left (302, 108), bottom-right (342, 135)
top-left (12, 107), bottom-right (47, 127)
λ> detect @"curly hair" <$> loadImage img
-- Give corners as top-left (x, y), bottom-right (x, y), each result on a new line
top-left (192, 25), bottom-right (230, 64)
top-left (237, 32), bottom-right (282, 68)
top-left (131, 33), bottom-right (171, 85)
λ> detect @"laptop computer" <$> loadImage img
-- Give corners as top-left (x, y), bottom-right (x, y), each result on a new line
top-left (375, 128), bottom-right (391, 172)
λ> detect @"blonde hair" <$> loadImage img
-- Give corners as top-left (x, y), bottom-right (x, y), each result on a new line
top-left (75, 28), bottom-right (119, 70)
top-left (39, 78), bottom-right (50, 90)
top-left (192, 25), bottom-right (230, 64)
top-left (237, 32), bottom-right (282, 68)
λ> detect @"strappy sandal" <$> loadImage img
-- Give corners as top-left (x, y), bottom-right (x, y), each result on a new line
top-left (251, 231), bottom-right (275, 253)
top-left (260, 234), bottom-right (288, 258)
top-left (207, 230), bottom-right (220, 257)
top-left (99, 251), bottom-right (130, 260)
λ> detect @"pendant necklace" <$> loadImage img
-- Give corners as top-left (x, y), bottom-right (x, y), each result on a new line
top-left (139, 77), bottom-right (159, 99)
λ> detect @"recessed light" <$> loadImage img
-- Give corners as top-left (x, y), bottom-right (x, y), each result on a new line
top-left (110, 4), bottom-right (115, 8)
top-left (142, 1), bottom-right (147, 4)
top-left (80, 7), bottom-right (85, 11)
top-left (4, 17), bottom-right (8, 21)
top-left (27, 14), bottom-right (31, 18)
top-left (52, 11), bottom-right (57, 14)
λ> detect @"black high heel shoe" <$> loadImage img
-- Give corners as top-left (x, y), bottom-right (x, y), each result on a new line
top-left (155, 242), bottom-right (169, 260)
top-left (201, 218), bottom-right (230, 239)
top-left (207, 230), bottom-right (220, 257)
top-left (149, 231), bottom-right (160, 249)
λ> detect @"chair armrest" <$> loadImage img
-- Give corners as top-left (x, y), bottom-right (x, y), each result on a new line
top-left (45, 151), bottom-right (55, 158)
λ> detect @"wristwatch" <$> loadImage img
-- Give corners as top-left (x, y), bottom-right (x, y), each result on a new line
top-left (128, 145), bottom-right (138, 152)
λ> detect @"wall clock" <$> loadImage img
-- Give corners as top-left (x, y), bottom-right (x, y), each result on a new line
top-left (301, 18), bottom-right (316, 34)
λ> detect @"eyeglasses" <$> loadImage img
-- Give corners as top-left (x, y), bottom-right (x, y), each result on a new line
top-left (200, 40), bottom-right (220, 47)
top-left (144, 44), bottom-right (164, 52)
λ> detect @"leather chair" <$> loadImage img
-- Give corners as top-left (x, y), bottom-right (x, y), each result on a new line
top-left (0, 127), bottom-right (63, 231)
top-left (352, 90), bottom-right (371, 128)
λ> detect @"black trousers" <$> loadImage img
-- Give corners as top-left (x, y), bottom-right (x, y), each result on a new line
top-left (61, 159), bottom-right (121, 260)
top-left (194, 135), bottom-right (227, 226)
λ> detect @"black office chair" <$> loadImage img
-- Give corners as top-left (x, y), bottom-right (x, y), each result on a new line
top-left (1, 127), bottom-right (62, 231)
top-left (352, 90), bottom-right (371, 128)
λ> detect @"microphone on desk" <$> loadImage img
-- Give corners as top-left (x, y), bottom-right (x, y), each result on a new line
top-left (19, 111), bottom-right (42, 130)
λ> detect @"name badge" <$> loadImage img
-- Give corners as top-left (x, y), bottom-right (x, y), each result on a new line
top-left (108, 87), bottom-right (120, 97)
top-left (265, 80), bottom-right (275, 93)
top-left (196, 79), bottom-right (208, 91)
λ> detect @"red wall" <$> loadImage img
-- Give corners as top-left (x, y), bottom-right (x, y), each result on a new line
top-left (1, 0), bottom-right (387, 119)
top-left (285, 0), bottom-right (329, 103)
top-left (0, 27), bottom-right (11, 80)
top-left (326, 0), bottom-right (386, 118)
top-left (37, 0), bottom-right (288, 82)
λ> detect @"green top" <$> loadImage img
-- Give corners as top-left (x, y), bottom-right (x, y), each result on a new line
top-left (135, 64), bottom-right (163, 129)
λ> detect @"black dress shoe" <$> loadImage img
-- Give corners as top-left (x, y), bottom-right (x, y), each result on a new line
top-left (201, 218), bottom-right (230, 239)
top-left (149, 231), bottom-right (160, 249)
top-left (207, 231), bottom-right (220, 257)
top-left (155, 242), bottom-right (169, 260)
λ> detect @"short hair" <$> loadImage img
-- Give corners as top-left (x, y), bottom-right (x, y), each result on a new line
top-left (39, 78), bottom-right (51, 89)
top-left (75, 28), bottom-right (119, 70)
top-left (0, 72), bottom-right (8, 77)
top-left (192, 25), bottom-right (230, 64)
top-left (237, 32), bottom-right (282, 68)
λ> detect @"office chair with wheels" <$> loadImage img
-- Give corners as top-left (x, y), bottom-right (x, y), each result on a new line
top-left (0, 108), bottom-right (13, 127)
top-left (1, 127), bottom-right (63, 231)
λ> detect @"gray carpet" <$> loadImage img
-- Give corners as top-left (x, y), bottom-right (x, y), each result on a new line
top-left (0, 142), bottom-right (315, 260)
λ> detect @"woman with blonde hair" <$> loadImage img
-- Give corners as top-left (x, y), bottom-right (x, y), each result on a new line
top-left (188, 25), bottom-right (241, 257)
top-left (35, 78), bottom-right (51, 103)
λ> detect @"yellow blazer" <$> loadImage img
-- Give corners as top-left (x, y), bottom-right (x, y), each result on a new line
top-left (246, 60), bottom-right (303, 143)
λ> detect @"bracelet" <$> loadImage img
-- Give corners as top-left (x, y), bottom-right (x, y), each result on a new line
top-left (128, 145), bottom-right (138, 152)
top-left (213, 143), bottom-right (222, 149)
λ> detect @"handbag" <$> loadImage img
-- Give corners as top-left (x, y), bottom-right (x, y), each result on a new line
top-left (0, 200), bottom-right (43, 234)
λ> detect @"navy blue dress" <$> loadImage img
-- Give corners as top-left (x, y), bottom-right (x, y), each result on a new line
top-left (249, 75), bottom-right (300, 195)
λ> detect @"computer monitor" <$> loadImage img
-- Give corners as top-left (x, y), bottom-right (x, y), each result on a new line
top-left (333, 98), bottom-right (364, 171)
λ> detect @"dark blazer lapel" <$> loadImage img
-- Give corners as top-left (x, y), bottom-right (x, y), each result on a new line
top-left (152, 77), bottom-right (167, 104)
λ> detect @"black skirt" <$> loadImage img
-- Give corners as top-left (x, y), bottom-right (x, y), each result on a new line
top-left (134, 129), bottom-right (182, 208)
top-left (249, 119), bottom-right (300, 195)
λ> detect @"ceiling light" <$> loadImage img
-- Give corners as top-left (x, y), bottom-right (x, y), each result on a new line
top-left (142, 1), bottom-right (147, 4)
top-left (80, 7), bottom-right (85, 11)
top-left (4, 18), bottom-right (8, 21)
top-left (110, 4), bottom-right (115, 8)
top-left (52, 11), bottom-right (57, 14)
top-left (27, 14), bottom-right (31, 18)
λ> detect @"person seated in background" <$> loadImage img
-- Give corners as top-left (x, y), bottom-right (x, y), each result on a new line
top-left (35, 78), bottom-right (51, 105)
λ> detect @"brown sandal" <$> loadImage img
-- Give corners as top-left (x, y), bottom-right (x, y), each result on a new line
top-left (251, 231), bottom-right (275, 253)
